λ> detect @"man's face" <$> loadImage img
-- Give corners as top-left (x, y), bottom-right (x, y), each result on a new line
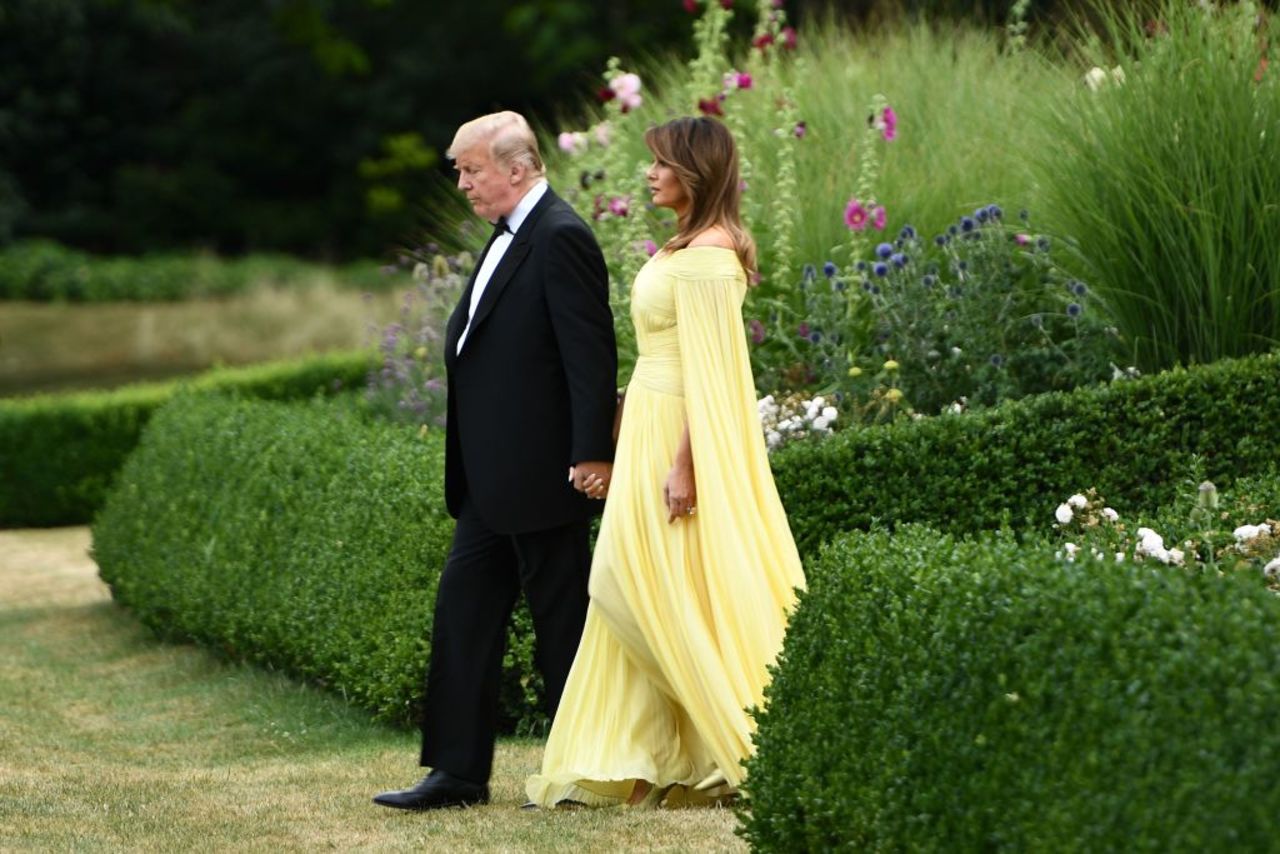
top-left (454, 143), bottom-right (515, 222)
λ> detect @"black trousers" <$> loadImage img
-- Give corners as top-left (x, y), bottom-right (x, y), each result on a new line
top-left (419, 498), bottom-right (591, 784)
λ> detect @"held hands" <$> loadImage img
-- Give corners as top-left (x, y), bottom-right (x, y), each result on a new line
top-left (664, 459), bottom-right (697, 524)
top-left (569, 461), bottom-right (613, 500)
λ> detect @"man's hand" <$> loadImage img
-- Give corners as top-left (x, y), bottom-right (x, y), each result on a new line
top-left (569, 461), bottom-right (613, 500)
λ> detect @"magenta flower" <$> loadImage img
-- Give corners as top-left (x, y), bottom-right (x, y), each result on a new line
top-left (845, 198), bottom-right (869, 231)
top-left (872, 206), bottom-right (887, 230)
top-left (643, 239), bottom-right (659, 256)
top-left (683, 0), bottom-right (697, 12)
top-left (748, 319), bottom-right (766, 344)
top-left (781, 26), bottom-right (798, 50)
top-left (880, 106), bottom-right (897, 141)
top-left (797, 322), bottom-right (810, 338)
top-left (753, 32), bottom-right (775, 50)
top-left (736, 71), bottom-right (753, 90)
top-left (794, 120), bottom-right (807, 138)
top-left (607, 195), bottom-right (630, 217)
top-left (719, 0), bottom-right (733, 8)
top-left (1015, 233), bottom-right (1030, 245)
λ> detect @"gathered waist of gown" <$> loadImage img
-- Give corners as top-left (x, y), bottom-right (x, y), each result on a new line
top-left (629, 353), bottom-right (683, 397)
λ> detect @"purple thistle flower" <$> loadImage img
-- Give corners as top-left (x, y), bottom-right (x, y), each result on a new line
top-left (891, 252), bottom-right (907, 268)
top-left (876, 242), bottom-right (893, 259)
top-left (960, 217), bottom-right (976, 232)
top-left (748, 318), bottom-right (766, 344)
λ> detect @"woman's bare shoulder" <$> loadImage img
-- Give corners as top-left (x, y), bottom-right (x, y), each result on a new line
top-left (687, 226), bottom-right (734, 249)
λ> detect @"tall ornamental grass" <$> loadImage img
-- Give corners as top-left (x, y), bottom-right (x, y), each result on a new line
top-left (543, 6), bottom-right (1074, 377)
top-left (1036, 0), bottom-right (1280, 371)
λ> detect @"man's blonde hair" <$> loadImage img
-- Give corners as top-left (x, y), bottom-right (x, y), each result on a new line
top-left (447, 111), bottom-right (544, 176)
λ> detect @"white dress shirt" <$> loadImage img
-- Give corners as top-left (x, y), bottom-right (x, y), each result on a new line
top-left (456, 180), bottom-right (549, 354)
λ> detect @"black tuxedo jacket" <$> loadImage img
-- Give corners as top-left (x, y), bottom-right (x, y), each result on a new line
top-left (443, 187), bottom-right (617, 534)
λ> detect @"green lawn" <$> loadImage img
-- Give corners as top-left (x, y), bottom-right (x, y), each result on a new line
top-left (0, 528), bottom-right (745, 852)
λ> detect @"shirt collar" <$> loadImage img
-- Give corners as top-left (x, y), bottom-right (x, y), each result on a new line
top-left (503, 180), bottom-right (548, 236)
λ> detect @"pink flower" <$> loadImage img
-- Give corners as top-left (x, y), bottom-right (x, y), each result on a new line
top-left (608, 195), bottom-right (630, 217)
top-left (772, 0), bottom-right (784, 6)
top-left (781, 26), bottom-right (797, 50)
top-left (557, 131), bottom-right (586, 155)
top-left (797, 322), bottom-right (810, 338)
top-left (683, 0), bottom-right (698, 12)
top-left (794, 120), bottom-right (807, 138)
top-left (752, 32), bottom-right (775, 50)
top-left (845, 198), bottom-right (869, 231)
top-left (748, 318), bottom-right (766, 344)
top-left (609, 73), bottom-right (643, 112)
top-left (643, 239), bottom-right (659, 256)
top-left (872, 206), bottom-right (887, 230)
top-left (739, 179), bottom-right (749, 192)
top-left (736, 71), bottom-right (753, 90)
top-left (720, 0), bottom-right (733, 8)
top-left (880, 106), bottom-right (897, 141)
top-left (1015, 233), bottom-right (1030, 245)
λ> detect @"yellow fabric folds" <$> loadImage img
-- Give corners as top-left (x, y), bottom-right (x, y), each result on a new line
top-left (526, 246), bottom-right (805, 807)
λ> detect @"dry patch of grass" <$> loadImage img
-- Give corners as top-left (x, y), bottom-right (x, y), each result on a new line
top-left (0, 282), bottom-right (406, 396)
top-left (0, 528), bottom-right (747, 852)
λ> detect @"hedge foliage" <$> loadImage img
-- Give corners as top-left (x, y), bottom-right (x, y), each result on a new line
top-left (0, 350), bottom-right (374, 527)
top-left (772, 351), bottom-right (1280, 553)
top-left (92, 395), bottom-right (454, 726)
top-left (0, 239), bottom-right (400, 302)
top-left (741, 519), bottom-right (1280, 852)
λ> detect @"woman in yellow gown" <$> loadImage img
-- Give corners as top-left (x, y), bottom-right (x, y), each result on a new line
top-left (526, 117), bottom-right (805, 808)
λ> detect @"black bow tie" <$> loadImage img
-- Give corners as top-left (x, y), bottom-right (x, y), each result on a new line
top-left (492, 217), bottom-right (511, 237)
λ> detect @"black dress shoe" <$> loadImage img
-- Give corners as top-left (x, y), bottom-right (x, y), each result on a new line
top-left (373, 769), bottom-right (490, 811)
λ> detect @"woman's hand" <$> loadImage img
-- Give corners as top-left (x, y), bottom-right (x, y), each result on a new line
top-left (664, 458), bottom-right (697, 523)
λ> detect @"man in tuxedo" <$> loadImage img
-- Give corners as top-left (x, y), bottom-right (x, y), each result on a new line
top-left (373, 111), bottom-right (617, 810)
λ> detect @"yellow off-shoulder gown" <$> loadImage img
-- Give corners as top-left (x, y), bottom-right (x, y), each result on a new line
top-left (526, 246), bottom-right (806, 807)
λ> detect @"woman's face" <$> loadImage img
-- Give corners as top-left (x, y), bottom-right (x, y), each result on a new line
top-left (645, 157), bottom-right (690, 217)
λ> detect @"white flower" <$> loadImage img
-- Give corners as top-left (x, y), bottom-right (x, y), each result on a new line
top-left (1055, 503), bottom-right (1074, 525)
top-left (1067, 494), bottom-right (1088, 509)
top-left (1084, 67), bottom-right (1108, 90)
top-left (1168, 548), bottom-right (1185, 566)
top-left (1102, 507), bottom-right (1119, 522)
top-left (813, 396), bottom-right (825, 408)
top-left (1064, 543), bottom-right (1079, 559)
top-left (1115, 552), bottom-right (1126, 563)
top-left (812, 416), bottom-right (830, 431)
top-left (1264, 556), bottom-right (1280, 579)
top-left (822, 406), bottom-right (838, 421)
top-left (1233, 524), bottom-right (1272, 543)
top-left (766, 430), bottom-right (782, 449)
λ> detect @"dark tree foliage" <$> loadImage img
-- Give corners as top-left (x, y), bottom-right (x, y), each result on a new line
top-left (0, 0), bottom-right (694, 258)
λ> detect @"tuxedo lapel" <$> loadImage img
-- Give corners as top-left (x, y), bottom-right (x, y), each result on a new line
top-left (445, 226), bottom-right (504, 368)
top-left (463, 191), bottom-right (557, 343)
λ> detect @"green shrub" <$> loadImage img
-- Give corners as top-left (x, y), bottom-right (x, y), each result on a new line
top-left (772, 350), bottom-right (1280, 553)
top-left (92, 395), bottom-right (452, 725)
top-left (0, 239), bottom-right (411, 302)
top-left (741, 524), bottom-right (1280, 851)
top-left (0, 350), bottom-right (374, 527)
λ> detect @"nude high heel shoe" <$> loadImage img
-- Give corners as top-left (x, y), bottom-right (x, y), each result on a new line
top-left (625, 780), bottom-right (675, 808)
top-left (694, 769), bottom-right (728, 792)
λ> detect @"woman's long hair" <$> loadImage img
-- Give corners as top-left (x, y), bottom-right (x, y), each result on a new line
top-left (644, 117), bottom-right (757, 280)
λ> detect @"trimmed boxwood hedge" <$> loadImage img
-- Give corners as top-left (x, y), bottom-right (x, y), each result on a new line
top-left (741, 519), bottom-right (1280, 852)
top-left (0, 350), bottom-right (374, 527)
top-left (773, 351), bottom-right (1280, 553)
top-left (92, 394), bottom-right (456, 727)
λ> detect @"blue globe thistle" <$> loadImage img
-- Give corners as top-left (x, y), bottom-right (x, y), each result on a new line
top-left (957, 260), bottom-right (969, 271)
top-left (891, 252), bottom-right (907, 268)
top-left (802, 263), bottom-right (817, 283)
top-left (895, 238), bottom-right (904, 249)
top-left (876, 242), bottom-right (894, 259)
top-left (1070, 280), bottom-right (1088, 296)
top-left (855, 260), bottom-right (869, 272)
top-left (989, 353), bottom-right (1004, 367)
top-left (975, 207), bottom-right (990, 223)
top-left (987, 204), bottom-right (1003, 220)
top-left (823, 260), bottom-right (839, 278)
top-left (922, 274), bottom-right (937, 287)
top-left (871, 284), bottom-right (882, 295)
top-left (874, 262), bottom-right (889, 277)
top-left (935, 234), bottom-right (949, 246)
top-left (900, 224), bottom-right (917, 240)
top-left (861, 279), bottom-right (874, 291)
top-left (1030, 314), bottom-right (1044, 328)
top-left (948, 224), bottom-right (960, 236)
top-left (1037, 236), bottom-right (1051, 252)
top-left (810, 331), bottom-right (822, 343)
top-left (833, 280), bottom-right (847, 292)
top-left (926, 263), bottom-right (940, 275)
top-left (960, 217), bottom-right (976, 232)
top-left (1067, 302), bottom-right (1083, 317)
top-left (948, 286), bottom-right (963, 299)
